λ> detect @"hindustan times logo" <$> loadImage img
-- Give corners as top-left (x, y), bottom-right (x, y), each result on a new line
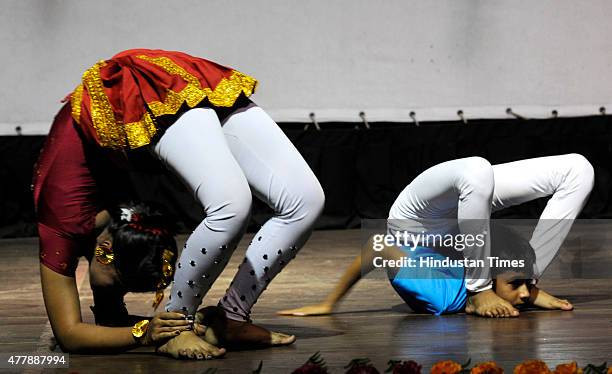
top-left (372, 256), bottom-right (526, 269)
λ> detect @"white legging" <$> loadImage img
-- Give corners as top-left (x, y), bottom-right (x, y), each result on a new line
top-left (154, 104), bottom-right (325, 320)
top-left (388, 155), bottom-right (594, 292)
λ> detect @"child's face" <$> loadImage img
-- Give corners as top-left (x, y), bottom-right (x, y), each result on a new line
top-left (494, 272), bottom-right (532, 306)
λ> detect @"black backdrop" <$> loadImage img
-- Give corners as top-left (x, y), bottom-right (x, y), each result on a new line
top-left (2, 116), bottom-right (611, 238)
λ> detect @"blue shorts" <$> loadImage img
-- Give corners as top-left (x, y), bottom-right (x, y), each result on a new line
top-left (389, 246), bottom-right (466, 315)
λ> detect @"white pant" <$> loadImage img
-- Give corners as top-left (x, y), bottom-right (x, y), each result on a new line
top-left (388, 154), bottom-right (594, 292)
top-left (154, 104), bottom-right (325, 319)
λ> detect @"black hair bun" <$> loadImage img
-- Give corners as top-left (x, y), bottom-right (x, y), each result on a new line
top-left (111, 201), bottom-right (177, 236)
top-left (109, 201), bottom-right (178, 292)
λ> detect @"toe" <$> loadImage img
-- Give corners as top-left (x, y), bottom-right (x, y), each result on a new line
top-left (200, 348), bottom-right (215, 360)
top-left (559, 299), bottom-right (573, 310)
top-left (271, 332), bottom-right (296, 346)
top-left (207, 346), bottom-right (225, 357)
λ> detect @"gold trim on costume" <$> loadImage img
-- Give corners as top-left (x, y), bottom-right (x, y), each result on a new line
top-left (70, 84), bottom-right (83, 122)
top-left (124, 112), bottom-right (158, 149)
top-left (136, 54), bottom-right (258, 111)
top-left (82, 61), bottom-right (128, 149)
top-left (136, 55), bottom-right (202, 88)
top-left (70, 55), bottom-right (257, 150)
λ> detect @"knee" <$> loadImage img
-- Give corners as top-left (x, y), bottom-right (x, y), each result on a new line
top-left (277, 175), bottom-right (325, 224)
top-left (202, 182), bottom-right (252, 227)
top-left (460, 157), bottom-right (495, 198)
top-left (230, 189), bottom-right (254, 223)
top-left (302, 179), bottom-right (326, 220)
top-left (564, 153), bottom-right (595, 192)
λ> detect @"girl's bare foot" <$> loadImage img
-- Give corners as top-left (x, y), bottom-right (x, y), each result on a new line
top-left (531, 287), bottom-right (573, 311)
top-left (196, 306), bottom-right (296, 350)
top-left (156, 330), bottom-right (226, 360)
top-left (465, 289), bottom-right (520, 318)
top-left (277, 303), bottom-right (333, 316)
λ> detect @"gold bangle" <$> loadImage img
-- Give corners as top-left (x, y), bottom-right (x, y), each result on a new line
top-left (131, 319), bottom-right (150, 343)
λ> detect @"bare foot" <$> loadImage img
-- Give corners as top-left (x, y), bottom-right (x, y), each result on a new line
top-left (277, 303), bottom-right (333, 316)
top-left (530, 287), bottom-right (573, 311)
top-left (156, 330), bottom-right (226, 360)
top-left (465, 289), bottom-right (519, 318)
top-left (196, 306), bottom-right (296, 350)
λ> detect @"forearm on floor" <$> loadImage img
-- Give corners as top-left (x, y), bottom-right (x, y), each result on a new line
top-left (57, 323), bottom-right (139, 354)
top-left (322, 255), bottom-right (363, 306)
top-left (322, 237), bottom-right (380, 306)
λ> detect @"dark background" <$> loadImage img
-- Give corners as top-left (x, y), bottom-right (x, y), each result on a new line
top-left (2, 115), bottom-right (611, 238)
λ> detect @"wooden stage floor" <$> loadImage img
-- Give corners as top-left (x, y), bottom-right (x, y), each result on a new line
top-left (0, 230), bottom-right (611, 373)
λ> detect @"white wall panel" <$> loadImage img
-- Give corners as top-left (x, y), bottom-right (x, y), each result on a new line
top-left (1, 0), bottom-right (611, 133)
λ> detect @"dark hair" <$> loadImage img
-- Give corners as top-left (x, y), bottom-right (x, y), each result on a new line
top-left (490, 224), bottom-right (536, 279)
top-left (109, 202), bottom-right (178, 292)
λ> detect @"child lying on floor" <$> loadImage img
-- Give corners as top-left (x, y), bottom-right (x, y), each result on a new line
top-left (279, 155), bottom-right (592, 317)
top-left (279, 225), bottom-right (573, 317)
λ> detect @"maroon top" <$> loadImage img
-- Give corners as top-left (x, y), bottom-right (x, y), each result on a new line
top-left (33, 102), bottom-right (99, 276)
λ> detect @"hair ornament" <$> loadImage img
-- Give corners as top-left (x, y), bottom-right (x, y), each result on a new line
top-left (152, 249), bottom-right (176, 309)
top-left (120, 207), bottom-right (135, 222)
top-left (127, 222), bottom-right (169, 237)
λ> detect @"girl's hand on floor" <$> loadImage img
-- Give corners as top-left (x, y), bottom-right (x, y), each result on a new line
top-left (141, 312), bottom-right (191, 346)
top-left (277, 303), bottom-right (333, 316)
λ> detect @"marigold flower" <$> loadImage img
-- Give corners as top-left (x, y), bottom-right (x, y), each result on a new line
top-left (431, 360), bottom-right (463, 374)
top-left (553, 362), bottom-right (582, 374)
top-left (514, 360), bottom-right (551, 374)
top-left (471, 362), bottom-right (504, 374)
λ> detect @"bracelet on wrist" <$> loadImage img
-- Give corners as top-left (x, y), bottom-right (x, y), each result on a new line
top-left (131, 319), bottom-right (150, 345)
